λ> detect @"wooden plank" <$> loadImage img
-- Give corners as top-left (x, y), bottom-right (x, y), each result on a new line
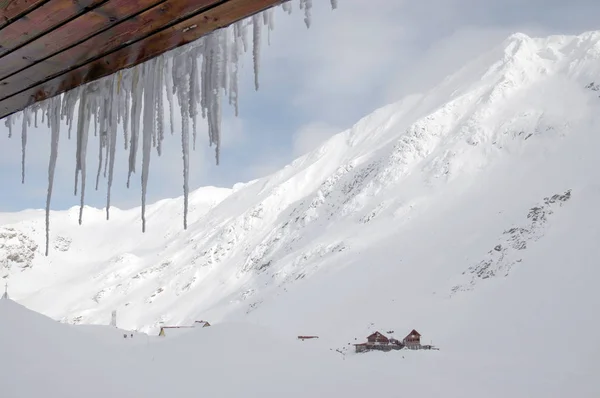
top-left (0, 0), bottom-right (166, 80)
top-left (0, 0), bottom-right (221, 95)
top-left (0, 0), bottom-right (282, 119)
top-left (0, 0), bottom-right (47, 29)
top-left (0, 0), bottom-right (105, 55)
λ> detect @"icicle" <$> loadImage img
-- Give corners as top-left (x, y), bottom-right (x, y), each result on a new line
top-left (266, 9), bottom-right (275, 45)
top-left (45, 97), bottom-right (61, 256)
top-left (164, 56), bottom-right (175, 136)
top-left (45, 98), bottom-right (61, 256)
top-left (173, 47), bottom-right (192, 229)
top-left (299, 0), bottom-right (313, 28)
top-left (20, 108), bottom-right (29, 184)
top-left (156, 55), bottom-right (165, 156)
top-left (128, 65), bottom-right (143, 188)
top-left (282, 1), bottom-right (293, 14)
top-left (75, 87), bottom-right (91, 225)
top-left (103, 131), bottom-right (109, 178)
top-left (140, 60), bottom-right (156, 233)
top-left (95, 132), bottom-right (104, 191)
top-left (124, 84), bottom-right (131, 150)
top-left (189, 52), bottom-right (199, 150)
top-left (252, 14), bottom-right (261, 90)
top-left (220, 29), bottom-right (229, 93)
top-left (68, 106), bottom-right (75, 140)
top-left (106, 76), bottom-right (118, 220)
top-left (200, 41), bottom-right (209, 120)
top-left (228, 27), bottom-right (242, 117)
top-left (5, 115), bottom-right (14, 138)
top-left (94, 110), bottom-right (98, 137)
top-left (181, 99), bottom-right (190, 230)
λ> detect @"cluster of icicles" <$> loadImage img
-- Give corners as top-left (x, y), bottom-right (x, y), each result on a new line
top-left (3, 0), bottom-right (338, 256)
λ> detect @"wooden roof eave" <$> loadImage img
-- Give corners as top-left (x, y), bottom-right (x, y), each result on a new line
top-left (0, 0), bottom-right (286, 120)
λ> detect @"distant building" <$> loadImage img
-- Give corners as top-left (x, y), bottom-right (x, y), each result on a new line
top-left (158, 326), bottom-right (195, 337)
top-left (1, 283), bottom-right (8, 300)
top-left (353, 329), bottom-right (436, 353)
top-left (158, 320), bottom-right (211, 336)
top-left (354, 331), bottom-right (402, 353)
top-left (367, 331), bottom-right (389, 344)
top-left (403, 329), bottom-right (421, 349)
top-left (298, 335), bottom-right (319, 341)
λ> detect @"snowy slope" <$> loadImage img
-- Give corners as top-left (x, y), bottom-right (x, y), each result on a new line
top-left (1, 31), bottom-right (600, 396)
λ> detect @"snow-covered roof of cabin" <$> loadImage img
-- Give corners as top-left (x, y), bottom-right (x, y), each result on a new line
top-left (159, 326), bottom-right (196, 338)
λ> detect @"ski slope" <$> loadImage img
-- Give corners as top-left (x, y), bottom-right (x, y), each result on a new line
top-left (1, 30), bottom-right (600, 397)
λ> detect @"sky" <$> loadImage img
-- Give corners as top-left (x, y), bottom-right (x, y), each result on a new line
top-left (1, 0), bottom-right (599, 212)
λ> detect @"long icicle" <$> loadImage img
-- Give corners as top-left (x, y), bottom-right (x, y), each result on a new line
top-left (77, 88), bottom-right (91, 225)
top-left (21, 108), bottom-right (29, 184)
top-left (156, 55), bottom-right (165, 156)
top-left (106, 76), bottom-right (118, 220)
top-left (181, 95), bottom-right (190, 230)
top-left (140, 60), bottom-right (156, 232)
top-left (127, 65), bottom-right (142, 188)
top-left (74, 89), bottom-right (87, 196)
top-left (45, 98), bottom-right (61, 256)
top-left (252, 14), bottom-right (261, 91)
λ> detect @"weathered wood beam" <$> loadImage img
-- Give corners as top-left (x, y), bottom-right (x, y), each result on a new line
top-left (0, 0), bottom-right (105, 55)
top-left (0, 0), bottom-right (223, 100)
top-left (0, 0), bottom-right (47, 29)
top-left (0, 0), bottom-right (283, 120)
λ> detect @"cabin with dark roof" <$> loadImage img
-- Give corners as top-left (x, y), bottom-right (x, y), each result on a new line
top-left (367, 331), bottom-right (389, 344)
top-left (403, 329), bottom-right (422, 349)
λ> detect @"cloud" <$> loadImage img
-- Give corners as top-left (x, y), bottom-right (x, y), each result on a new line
top-left (292, 121), bottom-right (340, 157)
top-left (243, 120), bottom-right (341, 179)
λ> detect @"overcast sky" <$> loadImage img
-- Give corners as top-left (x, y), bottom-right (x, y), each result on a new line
top-left (1, 0), bottom-right (599, 212)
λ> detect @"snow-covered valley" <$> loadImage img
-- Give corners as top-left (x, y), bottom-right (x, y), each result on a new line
top-left (1, 30), bottom-right (600, 397)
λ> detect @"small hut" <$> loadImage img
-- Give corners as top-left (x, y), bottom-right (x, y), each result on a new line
top-left (403, 329), bottom-right (422, 349)
top-left (366, 331), bottom-right (389, 344)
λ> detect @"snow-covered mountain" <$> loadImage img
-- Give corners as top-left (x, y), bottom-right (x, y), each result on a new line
top-left (2, 31), bottom-right (600, 389)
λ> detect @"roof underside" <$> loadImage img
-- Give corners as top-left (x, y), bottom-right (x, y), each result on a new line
top-left (0, 0), bottom-right (284, 120)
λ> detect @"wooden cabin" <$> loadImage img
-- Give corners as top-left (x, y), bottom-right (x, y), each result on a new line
top-left (354, 331), bottom-right (403, 353)
top-left (366, 331), bottom-right (390, 344)
top-left (403, 329), bottom-right (422, 349)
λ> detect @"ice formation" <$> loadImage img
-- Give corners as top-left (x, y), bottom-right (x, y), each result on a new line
top-left (2, 0), bottom-right (336, 256)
